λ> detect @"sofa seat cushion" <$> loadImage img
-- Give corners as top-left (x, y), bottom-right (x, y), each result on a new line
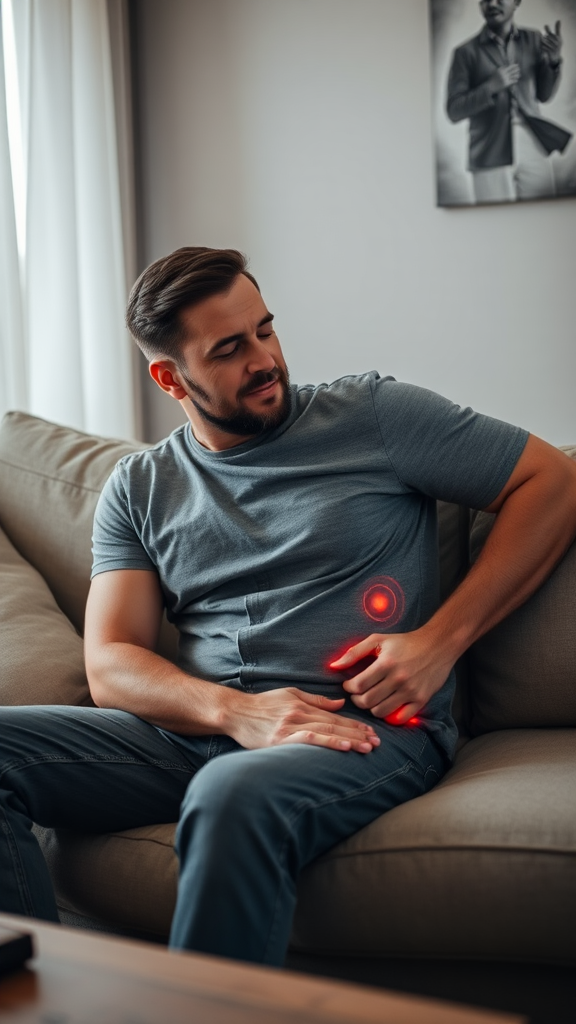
top-left (0, 524), bottom-right (92, 707)
top-left (36, 730), bottom-right (575, 962)
top-left (35, 823), bottom-right (177, 940)
top-left (291, 729), bottom-right (576, 963)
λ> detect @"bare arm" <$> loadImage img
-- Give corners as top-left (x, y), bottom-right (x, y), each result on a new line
top-left (333, 435), bottom-right (576, 723)
top-left (84, 569), bottom-right (379, 752)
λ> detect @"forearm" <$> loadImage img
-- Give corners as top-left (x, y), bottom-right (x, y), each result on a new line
top-left (88, 642), bottom-right (379, 754)
top-left (536, 59), bottom-right (561, 102)
top-left (87, 642), bottom-right (243, 736)
top-left (447, 81), bottom-right (496, 122)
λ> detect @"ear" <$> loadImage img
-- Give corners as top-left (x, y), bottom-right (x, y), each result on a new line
top-left (149, 360), bottom-right (188, 400)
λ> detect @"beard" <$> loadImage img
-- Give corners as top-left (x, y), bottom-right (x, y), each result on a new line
top-left (180, 365), bottom-right (292, 437)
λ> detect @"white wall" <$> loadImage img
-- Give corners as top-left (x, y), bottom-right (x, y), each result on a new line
top-left (134, 0), bottom-right (576, 445)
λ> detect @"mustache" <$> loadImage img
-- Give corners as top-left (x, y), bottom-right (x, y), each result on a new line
top-left (239, 369), bottom-right (282, 398)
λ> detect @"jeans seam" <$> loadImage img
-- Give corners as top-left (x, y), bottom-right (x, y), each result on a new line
top-left (285, 756), bottom-right (417, 831)
top-left (0, 754), bottom-right (194, 781)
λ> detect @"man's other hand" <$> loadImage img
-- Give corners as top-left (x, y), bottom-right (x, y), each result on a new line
top-left (542, 21), bottom-right (562, 65)
top-left (331, 632), bottom-right (453, 726)
top-left (227, 688), bottom-right (380, 753)
top-left (488, 63), bottom-right (521, 94)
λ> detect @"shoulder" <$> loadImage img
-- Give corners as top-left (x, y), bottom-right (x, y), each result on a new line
top-left (516, 26), bottom-right (542, 43)
top-left (100, 425), bottom-right (194, 514)
top-left (112, 424), bottom-right (191, 483)
top-left (515, 26), bottom-right (544, 53)
top-left (451, 28), bottom-right (486, 60)
top-left (290, 372), bottom-right (391, 425)
top-left (295, 371), bottom-right (390, 406)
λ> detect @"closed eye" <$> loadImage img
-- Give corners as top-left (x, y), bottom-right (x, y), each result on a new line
top-left (215, 344), bottom-right (240, 359)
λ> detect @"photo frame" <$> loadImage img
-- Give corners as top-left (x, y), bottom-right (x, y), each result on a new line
top-left (429, 0), bottom-right (576, 206)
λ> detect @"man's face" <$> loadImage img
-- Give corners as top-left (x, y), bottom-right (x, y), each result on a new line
top-left (479, 0), bottom-right (520, 29)
top-left (171, 274), bottom-right (291, 450)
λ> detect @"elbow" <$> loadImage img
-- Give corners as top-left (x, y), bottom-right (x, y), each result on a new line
top-left (86, 671), bottom-right (109, 709)
top-left (446, 98), bottom-right (467, 124)
top-left (85, 651), bottom-right (115, 709)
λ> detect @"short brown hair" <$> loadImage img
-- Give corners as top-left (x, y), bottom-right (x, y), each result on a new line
top-left (126, 246), bottom-right (259, 362)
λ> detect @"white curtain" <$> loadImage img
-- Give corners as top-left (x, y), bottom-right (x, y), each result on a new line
top-left (0, 9), bottom-right (27, 418)
top-left (0, 0), bottom-right (140, 438)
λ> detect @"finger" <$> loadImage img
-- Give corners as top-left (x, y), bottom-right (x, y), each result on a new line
top-left (293, 689), bottom-right (346, 708)
top-left (384, 704), bottom-right (421, 726)
top-left (556, 21), bottom-right (561, 38)
top-left (282, 729), bottom-right (377, 753)
top-left (362, 696), bottom-right (421, 724)
top-left (313, 711), bottom-right (379, 738)
top-left (329, 636), bottom-right (381, 668)
top-left (342, 664), bottom-right (386, 696)
top-left (350, 685), bottom-right (399, 713)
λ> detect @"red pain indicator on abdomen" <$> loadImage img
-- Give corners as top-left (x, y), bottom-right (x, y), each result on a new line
top-left (362, 576), bottom-right (405, 627)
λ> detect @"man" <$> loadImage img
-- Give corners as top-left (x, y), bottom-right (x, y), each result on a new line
top-left (446, 0), bottom-right (571, 203)
top-left (1, 247), bottom-right (576, 967)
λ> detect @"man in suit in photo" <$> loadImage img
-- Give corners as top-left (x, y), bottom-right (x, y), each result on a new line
top-left (446, 0), bottom-right (570, 202)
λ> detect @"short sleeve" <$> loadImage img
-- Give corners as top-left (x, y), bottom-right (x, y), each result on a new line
top-left (91, 464), bottom-right (156, 578)
top-left (370, 378), bottom-right (529, 509)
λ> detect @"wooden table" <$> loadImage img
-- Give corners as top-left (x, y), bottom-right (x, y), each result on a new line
top-left (0, 914), bottom-right (526, 1023)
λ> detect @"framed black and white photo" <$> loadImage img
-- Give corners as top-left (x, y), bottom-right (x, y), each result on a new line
top-left (429, 0), bottom-right (576, 205)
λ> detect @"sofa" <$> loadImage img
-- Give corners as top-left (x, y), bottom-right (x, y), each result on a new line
top-left (0, 410), bottom-right (574, 1021)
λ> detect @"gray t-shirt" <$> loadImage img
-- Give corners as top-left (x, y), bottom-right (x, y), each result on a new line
top-left (92, 373), bottom-right (529, 757)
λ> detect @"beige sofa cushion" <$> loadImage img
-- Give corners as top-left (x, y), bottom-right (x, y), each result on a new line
top-left (35, 823), bottom-right (177, 941)
top-left (0, 411), bottom-right (179, 662)
top-left (291, 730), bottom-right (576, 963)
top-left (0, 524), bottom-right (92, 707)
top-left (468, 446), bottom-right (576, 734)
top-left (0, 411), bottom-right (145, 635)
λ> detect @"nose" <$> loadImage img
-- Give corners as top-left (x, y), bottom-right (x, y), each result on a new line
top-left (246, 337), bottom-right (276, 375)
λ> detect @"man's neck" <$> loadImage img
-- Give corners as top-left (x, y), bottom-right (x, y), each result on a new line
top-left (488, 19), bottom-right (515, 41)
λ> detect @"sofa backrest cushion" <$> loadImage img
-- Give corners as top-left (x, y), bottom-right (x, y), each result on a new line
top-left (468, 446), bottom-right (576, 733)
top-left (0, 412), bottom-right (145, 635)
top-left (0, 523), bottom-right (92, 706)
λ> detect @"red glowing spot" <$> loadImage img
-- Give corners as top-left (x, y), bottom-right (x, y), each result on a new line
top-left (370, 593), bottom-right (389, 613)
top-left (385, 711), bottom-right (420, 728)
top-left (362, 576), bottom-right (405, 626)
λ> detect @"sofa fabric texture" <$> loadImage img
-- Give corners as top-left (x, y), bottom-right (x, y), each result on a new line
top-left (1, 411), bottom-right (575, 967)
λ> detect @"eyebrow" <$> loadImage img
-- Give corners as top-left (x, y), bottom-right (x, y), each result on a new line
top-left (207, 313), bottom-right (274, 355)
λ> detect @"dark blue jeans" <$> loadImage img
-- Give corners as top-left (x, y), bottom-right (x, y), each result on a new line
top-left (0, 702), bottom-right (447, 965)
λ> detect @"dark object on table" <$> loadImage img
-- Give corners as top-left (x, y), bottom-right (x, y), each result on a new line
top-left (0, 927), bottom-right (34, 977)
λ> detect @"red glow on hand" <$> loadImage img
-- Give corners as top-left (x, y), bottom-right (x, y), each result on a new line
top-left (327, 638), bottom-right (364, 670)
top-left (385, 710), bottom-right (420, 727)
top-left (362, 577), bottom-right (405, 626)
